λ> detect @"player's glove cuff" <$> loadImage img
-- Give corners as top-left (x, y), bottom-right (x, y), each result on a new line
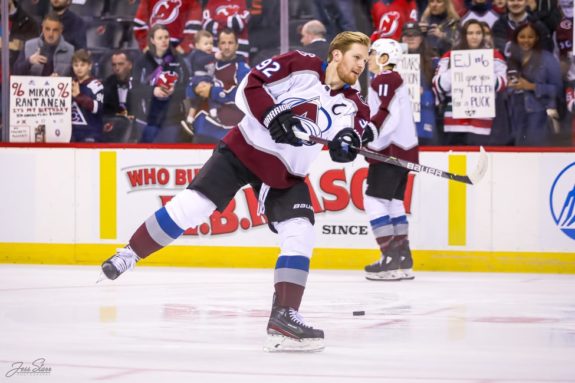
top-left (328, 128), bottom-right (361, 163)
top-left (361, 122), bottom-right (378, 146)
top-left (263, 105), bottom-right (303, 146)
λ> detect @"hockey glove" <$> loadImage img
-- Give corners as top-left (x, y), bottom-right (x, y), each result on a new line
top-left (361, 121), bottom-right (378, 146)
top-left (328, 128), bottom-right (361, 163)
top-left (263, 105), bottom-right (303, 146)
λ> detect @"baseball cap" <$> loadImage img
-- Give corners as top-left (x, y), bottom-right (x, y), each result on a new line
top-left (402, 22), bottom-right (423, 36)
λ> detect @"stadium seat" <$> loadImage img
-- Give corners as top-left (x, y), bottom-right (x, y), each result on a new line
top-left (101, 115), bottom-right (134, 143)
top-left (69, 0), bottom-right (105, 19)
top-left (102, 0), bottom-right (139, 19)
top-left (86, 19), bottom-right (123, 50)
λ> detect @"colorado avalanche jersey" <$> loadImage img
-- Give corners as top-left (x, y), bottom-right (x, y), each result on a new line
top-left (72, 77), bottom-right (104, 133)
top-left (367, 70), bottom-right (418, 163)
top-left (223, 50), bottom-right (370, 189)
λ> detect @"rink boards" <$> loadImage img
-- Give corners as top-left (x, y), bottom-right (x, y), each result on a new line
top-left (0, 146), bottom-right (573, 272)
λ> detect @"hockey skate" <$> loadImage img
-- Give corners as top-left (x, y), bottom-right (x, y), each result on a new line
top-left (364, 249), bottom-right (403, 281)
top-left (398, 242), bottom-right (415, 280)
top-left (264, 306), bottom-right (325, 352)
top-left (101, 246), bottom-right (140, 280)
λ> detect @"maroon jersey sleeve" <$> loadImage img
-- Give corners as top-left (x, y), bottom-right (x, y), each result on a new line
top-left (370, 71), bottom-right (403, 127)
top-left (343, 89), bottom-right (370, 136)
top-left (243, 50), bottom-right (323, 124)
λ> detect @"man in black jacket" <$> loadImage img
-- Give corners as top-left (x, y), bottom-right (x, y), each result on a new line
top-left (50, 0), bottom-right (87, 50)
top-left (103, 51), bottom-right (135, 118)
top-left (299, 20), bottom-right (330, 60)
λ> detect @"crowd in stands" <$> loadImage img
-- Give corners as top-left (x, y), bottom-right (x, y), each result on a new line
top-left (1, 0), bottom-right (573, 146)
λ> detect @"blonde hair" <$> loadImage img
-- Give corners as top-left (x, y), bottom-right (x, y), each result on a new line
top-left (421, 0), bottom-right (460, 22)
top-left (327, 31), bottom-right (370, 62)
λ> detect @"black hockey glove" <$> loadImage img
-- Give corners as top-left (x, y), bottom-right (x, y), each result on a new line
top-left (361, 122), bottom-right (378, 146)
top-left (328, 128), bottom-right (361, 163)
top-left (263, 105), bottom-right (303, 146)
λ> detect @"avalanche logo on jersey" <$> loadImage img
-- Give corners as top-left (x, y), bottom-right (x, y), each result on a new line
top-left (377, 11), bottom-right (401, 37)
top-left (549, 161), bottom-right (575, 240)
top-left (279, 97), bottom-right (330, 145)
top-left (150, 0), bottom-right (182, 25)
top-left (71, 101), bottom-right (87, 126)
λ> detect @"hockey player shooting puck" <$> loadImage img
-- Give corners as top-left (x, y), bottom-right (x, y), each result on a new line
top-left (352, 311), bottom-right (365, 316)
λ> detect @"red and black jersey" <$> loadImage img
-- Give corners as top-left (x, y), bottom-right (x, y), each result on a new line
top-left (133, 0), bottom-right (202, 54)
top-left (370, 0), bottom-right (418, 41)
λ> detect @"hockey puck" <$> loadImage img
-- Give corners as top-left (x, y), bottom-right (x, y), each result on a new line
top-left (352, 311), bottom-right (365, 316)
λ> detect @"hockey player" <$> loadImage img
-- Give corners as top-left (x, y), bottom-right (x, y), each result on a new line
top-left (363, 39), bottom-right (419, 281)
top-left (101, 31), bottom-right (372, 352)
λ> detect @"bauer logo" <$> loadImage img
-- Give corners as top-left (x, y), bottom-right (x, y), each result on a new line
top-left (549, 162), bottom-right (575, 241)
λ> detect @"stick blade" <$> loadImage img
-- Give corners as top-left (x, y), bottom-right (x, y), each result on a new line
top-left (468, 146), bottom-right (488, 185)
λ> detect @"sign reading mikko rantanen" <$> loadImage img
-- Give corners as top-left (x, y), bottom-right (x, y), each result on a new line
top-left (9, 76), bottom-right (72, 143)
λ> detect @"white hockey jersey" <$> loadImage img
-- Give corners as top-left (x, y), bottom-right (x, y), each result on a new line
top-left (367, 70), bottom-right (418, 163)
top-left (223, 50), bottom-right (370, 189)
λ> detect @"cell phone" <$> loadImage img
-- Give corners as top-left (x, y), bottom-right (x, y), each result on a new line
top-left (39, 45), bottom-right (50, 57)
top-left (507, 69), bottom-right (518, 81)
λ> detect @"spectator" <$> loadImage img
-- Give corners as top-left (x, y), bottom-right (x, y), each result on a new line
top-left (132, 24), bottom-right (189, 143)
top-left (134, 0), bottom-right (201, 54)
top-left (400, 21), bottom-right (439, 145)
top-left (460, 0), bottom-right (500, 27)
top-left (299, 20), bottom-right (329, 60)
top-left (201, 0), bottom-right (251, 60)
top-left (492, 0), bottom-right (553, 57)
top-left (183, 30), bottom-right (217, 129)
top-left (492, 0), bottom-right (507, 14)
top-left (50, 0), bottom-right (86, 50)
top-left (3, 0), bottom-right (40, 71)
top-left (369, 0), bottom-right (418, 42)
top-left (507, 22), bottom-right (562, 145)
top-left (103, 50), bottom-right (135, 118)
top-left (71, 49), bottom-right (104, 142)
top-left (433, 19), bottom-right (508, 145)
top-left (13, 12), bottom-right (74, 77)
top-left (528, 0), bottom-right (562, 32)
top-left (185, 28), bottom-right (250, 143)
top-left (480, 20), bottom-right (494, 47)
top-left (419, 0), bottom-right (461, 56)
top-left (312, 0), bottom-right (357, 41)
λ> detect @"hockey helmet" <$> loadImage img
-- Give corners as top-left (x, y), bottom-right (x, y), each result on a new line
top-left (370, 38), bottom-right (403, 66)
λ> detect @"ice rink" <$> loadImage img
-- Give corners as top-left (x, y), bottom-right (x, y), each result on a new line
top-left (1, 265), bottom-right (574, 382)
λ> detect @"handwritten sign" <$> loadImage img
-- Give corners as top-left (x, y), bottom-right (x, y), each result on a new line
top-left (396, 53), bottom-right (421, 123)
top-left (450, 49), bottom-right (495, 119)
top-left (9, 76), bottom-right (72, 143)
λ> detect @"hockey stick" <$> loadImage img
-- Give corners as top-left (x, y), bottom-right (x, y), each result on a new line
top-left (293, 131), bottom-right (488, 185)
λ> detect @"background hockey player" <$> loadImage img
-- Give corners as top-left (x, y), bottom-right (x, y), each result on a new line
top-left (101, 31), bottom-right (372, 352)
top-left (363, 38), bottom-right (419, 281)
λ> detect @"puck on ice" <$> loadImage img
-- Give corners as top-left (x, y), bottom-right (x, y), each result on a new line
top-left (352, 311), bottom-right (365, 316)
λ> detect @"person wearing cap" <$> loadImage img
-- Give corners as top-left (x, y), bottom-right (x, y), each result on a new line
top-left (401, 21), bottom-right (440, 145)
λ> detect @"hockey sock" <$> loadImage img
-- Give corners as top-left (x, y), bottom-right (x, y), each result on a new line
top-left (274, 255), bottom-right (309, 310)
top-left (273, 218), bottom-right (314, 310)
top-left (364, 195), bottom-right (394, 255)
top-left (129, 189), bottom-right (216, 258)
top-left (129, 207), bottom-right (184, 258)
top-left (389, 198), bottom-right (408, 247)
